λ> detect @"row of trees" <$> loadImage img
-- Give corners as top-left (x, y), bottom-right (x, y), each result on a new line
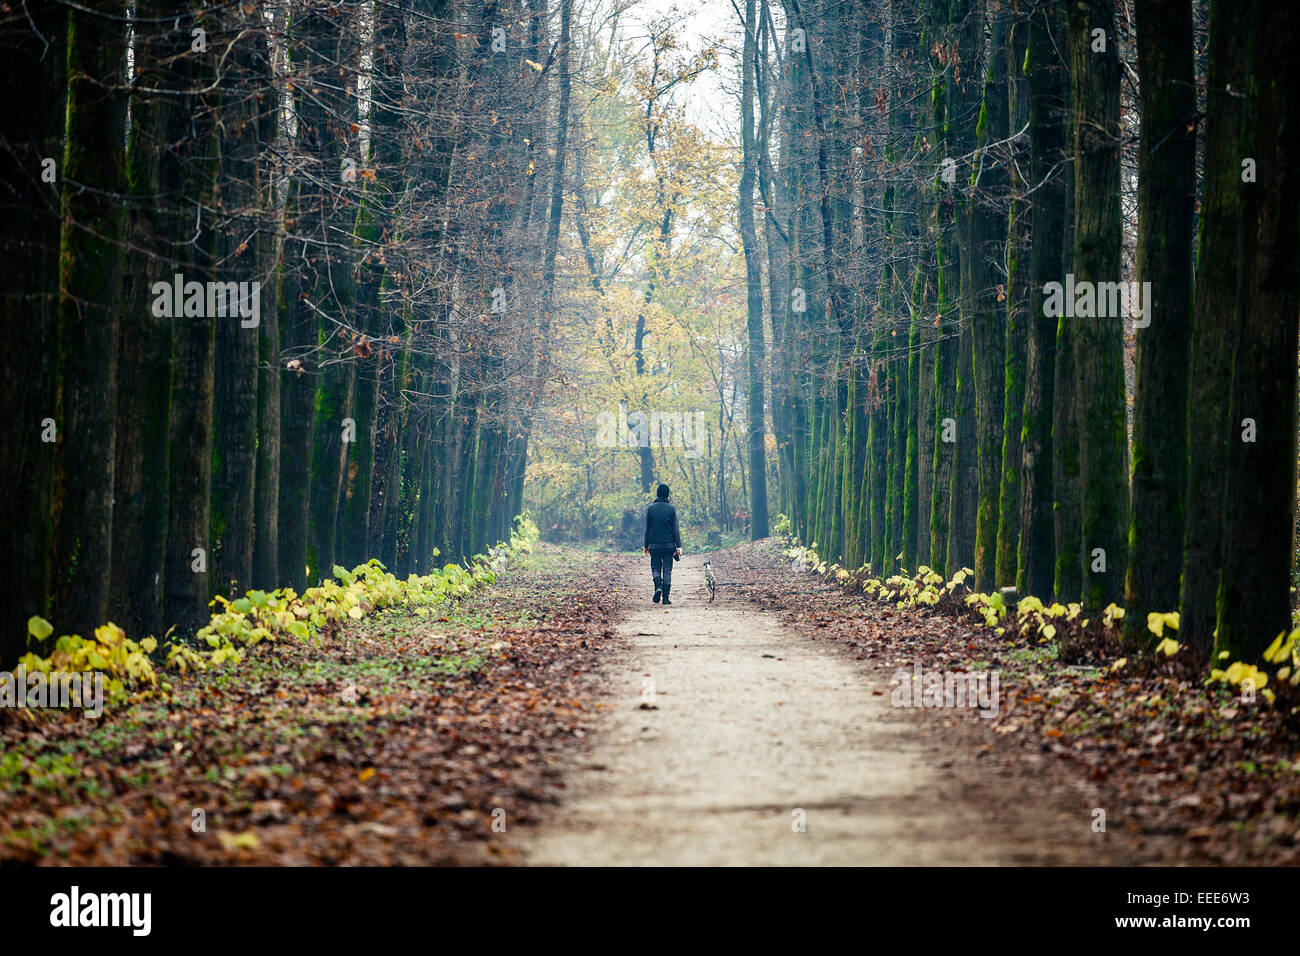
top-left (0, 0), bottom-right (575, 664)
top-left (521, 11), bottom-right (768, 542)
top-left (740, 0), bottom-right (1298, 662)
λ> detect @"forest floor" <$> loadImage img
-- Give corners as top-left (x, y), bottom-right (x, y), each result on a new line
top-left (3, 540), bottom-right (1296, 865)
top-left (0, 546), bottom-right (620, 864)
top-left (531, 541), bottom-right (1296, 866)
top-left (523, 551), bottom-right (1079, 864)
top-left (522, 546), bottom-right (1181, 865)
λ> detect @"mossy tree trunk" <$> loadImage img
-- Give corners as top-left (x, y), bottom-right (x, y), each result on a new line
top-left (1178, 0), bottom-right (1251, 656)
top-left (112, 2), bottom-right (196, 637)
top-left (211, 6), bottom-right (270, 599)
top-left (300, 1), bottom-right (359, 584)
top-left (996, 7), bottom-right (1031, 589)
top-left (1123, 0), bottom-right (1195, 644)
top-left (1215, 2), bottom-right (1300, 662)
top-left (54, 0), bottom-right (129, 635)
top-left (971, 5), bottom-right (1009, 591)
top-left (1017, 0), bottom-right (1067, 599)
top-left (163, 4), bottom-right (218, 631)
top-left (740, 0), bottom-right (770, 540)
top-left (1067, 0), bottom-right (1127, 611)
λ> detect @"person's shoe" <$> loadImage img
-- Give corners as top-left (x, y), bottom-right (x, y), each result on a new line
top-left (662, 597), bottom-right (672, 605)
top-left (653, 587), bottom-right (661, 603)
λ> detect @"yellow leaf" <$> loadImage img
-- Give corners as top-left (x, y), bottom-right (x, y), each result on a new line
top-left (359, 767), bottom-right (376, 782)
top-left (218, 830), bottom-right (261, 851)
top-left (94, 622), bottom-right (126, 646)
top-left (1147, 611), bottom-right (1179, 638)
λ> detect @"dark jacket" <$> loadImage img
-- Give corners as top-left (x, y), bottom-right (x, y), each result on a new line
top-left (644, 498), bottom-right (681, 550)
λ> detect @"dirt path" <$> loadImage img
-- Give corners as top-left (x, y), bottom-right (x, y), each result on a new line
top-left (523, 553), bottom-right (1093, 865)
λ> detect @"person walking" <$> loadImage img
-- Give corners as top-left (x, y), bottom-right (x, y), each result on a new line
top-left (643, 483), bottom-right (682, 604)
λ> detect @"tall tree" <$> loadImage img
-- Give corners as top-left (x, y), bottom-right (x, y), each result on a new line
top-left (890, 0), bottom-right (924, 573)
top-left (740, 0), bottom-right (770, 539)
top-left (1066, 0), bottom-right (1126, 610)
top-left (112, 3), bottom-right (193, 638)
top-left (53, 0), bottom-right (129, 635)
top-left (926, 0), bottom-right (961, 573)
top-left (281, 1), bottom-right (360, 586)
top-left (1215, 1), bottom-right (1300, 661)
top-left (1178, 0), bottom-right (1251, 655)
top-left (341, 0), bottom-right (408, 568)
top-left (305, 95), bottom-right (359, 582)
top-left (995, 2), bottom-right (1031, 588)
top-left (1123, 0), bottom-right (1195, 644)
top-left (943, 0), bottom-right (983, 577)
top-left (971, 2), bottom-right (1010, 590)
top-left (163, 6), bottom-right (218, 633)
top-left (0, 0), bottom-right (65, 660)
top-left (1017, 0), bottom-right (1066, 599)
top-left (211, 6), bottom-right (268, 599)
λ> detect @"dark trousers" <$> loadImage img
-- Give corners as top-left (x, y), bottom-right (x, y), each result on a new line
top-left (649, 546), bottom-right (675, 597)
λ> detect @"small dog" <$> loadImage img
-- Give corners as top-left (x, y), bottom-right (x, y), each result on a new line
top-left (704, 561), bottom-right (716, 602)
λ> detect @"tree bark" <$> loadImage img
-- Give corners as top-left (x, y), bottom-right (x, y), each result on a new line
top-left (971, 5), bottom-right (1010, 590)
top-left (1215, 1), bottom-right (1300, 661)
top-left (1124, 0), bottom-right (1195, 644)
top-left (740, 0), bottom-right (770, 539)
top-left (996, 6), bottom-right (1031, 588)
top-left (0, 2), bottom-right (65, 660)
top-left (54, 0), bottom-right (129, 635)
top-left (210, 7), bottom-right (267, 599)
top-left (1067, 0), bottom-right (1128, 610)
top-left (1017, 0), bottom-right (1066, 599)
top-left (1178, 0), bottom-right (1250, 655)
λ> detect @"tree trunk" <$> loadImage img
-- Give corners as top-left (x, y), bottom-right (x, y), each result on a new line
top-left (0, 3), bottom-right (65, 660)
top-left (112, 4), bottom-right (194, 638)
top-left (210, 8), bottom-right (267, 599)
top-left (1067, 0), bottom-right (1128, 610)
top-left (1215, 1), bottom-right (1300, 661)
top-left (54, 0), bottom-right (129, 635)
top-left (1124, 0), bottom-right (1195, 644)
top-left (740, 0), bottom-right (770, 539)
top-left (1017, 0), bottom-right (1066, 599)
top-left (996, 8), bottom-right (1031, 589)
top-left (971, 6), bottom-right (1009, 590)
top-left (1179, 0), bottom-right (1250, 655)
top-left (254, 263), bottom-right (283, 589)
top-left (296, 2), bottom-right (358, 584)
